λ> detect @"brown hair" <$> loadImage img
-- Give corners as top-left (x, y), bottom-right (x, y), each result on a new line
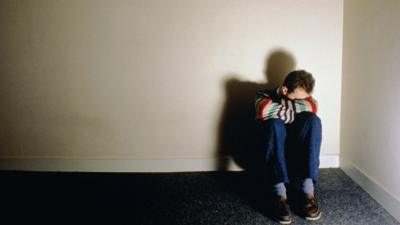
top-left (283, 70), bottom-right (315, 94)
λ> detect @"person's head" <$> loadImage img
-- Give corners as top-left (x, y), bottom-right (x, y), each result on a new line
top-left (281, 70), bottom-right (315, 100)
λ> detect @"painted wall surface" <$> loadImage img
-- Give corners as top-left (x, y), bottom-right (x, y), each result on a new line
top-left (341, 0), bottom-right (400, 200)
top-left (0, 0), bottom-right (342, 169)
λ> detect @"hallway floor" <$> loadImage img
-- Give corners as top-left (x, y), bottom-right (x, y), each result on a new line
top-left (2, 168), bottom-right (399, 224)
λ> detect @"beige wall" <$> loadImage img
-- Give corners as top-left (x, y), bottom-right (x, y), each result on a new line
top-left (341, 0), bottom-right (400, 208)
top-left (0, 1), bottom-right (342, 165)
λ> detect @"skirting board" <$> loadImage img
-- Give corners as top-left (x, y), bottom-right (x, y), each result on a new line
top-left (340, 159), bottom-right (400, 222)
top-left (0, 154), bottom-right (339, 172)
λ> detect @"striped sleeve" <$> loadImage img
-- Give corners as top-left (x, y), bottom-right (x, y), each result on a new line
top-left (294, 96), bottom-right (318, 114)
top-left (255, 91), bottom-right (285, 121)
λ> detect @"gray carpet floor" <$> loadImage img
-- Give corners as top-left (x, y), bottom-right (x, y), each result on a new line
top-left (2, 168), bottom-right (399, 224)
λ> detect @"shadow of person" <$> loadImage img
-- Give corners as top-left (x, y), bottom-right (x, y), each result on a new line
top-left (216, 49), bottom-right (296, 172)
top-left (214, 49), bottom-right (296, 216)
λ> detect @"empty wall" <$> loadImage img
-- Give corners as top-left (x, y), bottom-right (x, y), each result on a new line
top-left (341, 0), bottom-right (400, 220)
top-left (0, 0), bottom-right (343, 171)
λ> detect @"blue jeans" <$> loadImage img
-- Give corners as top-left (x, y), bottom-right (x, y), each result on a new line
top-left (261, 112), bottom-right (322, 184)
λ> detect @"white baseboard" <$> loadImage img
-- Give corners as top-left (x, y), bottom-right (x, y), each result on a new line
top-left (0, 154), bottom-right (338, 172)
top-left (340, 159), bottom-right (400, 222)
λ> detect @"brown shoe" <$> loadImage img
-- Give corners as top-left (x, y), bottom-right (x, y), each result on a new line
top-left (302, 194), bottom-right (321, 220)
top-left (273, 196), bottom-right (292, 224)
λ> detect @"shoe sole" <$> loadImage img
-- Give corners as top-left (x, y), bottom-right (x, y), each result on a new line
top-left (278, 219), bottom-right (292, 225)
top-left (276, 216), bottom-right (292, 224)
top-left (305, 211), bottom-right (321, 221)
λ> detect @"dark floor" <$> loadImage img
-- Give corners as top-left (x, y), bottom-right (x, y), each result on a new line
top-left (1, 168), bottom-right (399, 225)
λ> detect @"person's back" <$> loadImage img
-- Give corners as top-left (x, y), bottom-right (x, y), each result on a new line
top-left (255, 70), bottom-right (322, 224)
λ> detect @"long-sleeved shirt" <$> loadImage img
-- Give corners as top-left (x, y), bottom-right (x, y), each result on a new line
top-left (255, 87), bottom-right (318, 124)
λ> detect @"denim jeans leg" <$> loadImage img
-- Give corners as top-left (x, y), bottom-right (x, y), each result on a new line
top-left (286, 112), bottom-right (322, 183)
top-left (262, 118), bottom-right (290, 184)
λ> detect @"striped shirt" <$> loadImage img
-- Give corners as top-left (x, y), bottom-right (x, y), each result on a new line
top-left (255, 87), bottom-right (318, 124)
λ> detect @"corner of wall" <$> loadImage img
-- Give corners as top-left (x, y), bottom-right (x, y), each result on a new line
top-left (340, 158), bottom-right (400, 222)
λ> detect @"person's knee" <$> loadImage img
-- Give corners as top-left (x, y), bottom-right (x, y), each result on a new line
top-left (298, 112), bottom-right (321, 127)
top-left (263, 118), bottom-right (286, 138)
top-left (265, 118), bottom-right (286, 130)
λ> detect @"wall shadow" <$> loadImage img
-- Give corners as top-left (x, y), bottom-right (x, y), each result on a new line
top-left (214, 49), bottom-right (296, 216)
top-left (216, 49), bottom-right (296, 172)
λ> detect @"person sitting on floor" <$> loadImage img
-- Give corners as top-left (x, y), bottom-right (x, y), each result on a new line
top-left (255, 69), bottom-right (322, 224)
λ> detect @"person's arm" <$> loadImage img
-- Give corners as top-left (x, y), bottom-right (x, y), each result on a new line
top-left (293, 96), bottom-right (318, 114)
top-left (255, 90), bottom-right (285, 121)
